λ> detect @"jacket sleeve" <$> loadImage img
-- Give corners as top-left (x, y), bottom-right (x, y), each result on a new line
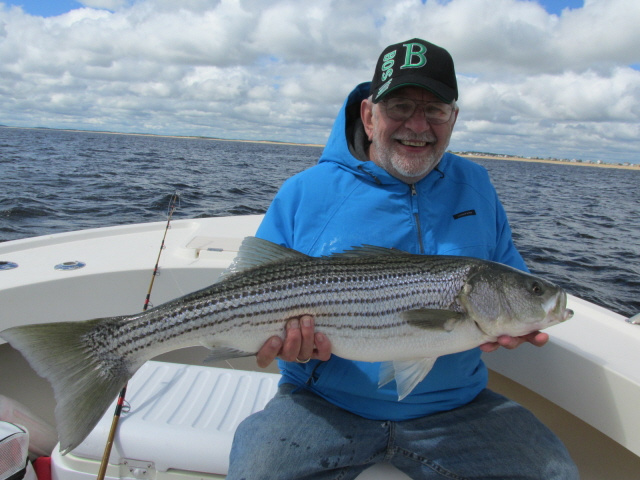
top-left (255, 178), bottom-right (297, 248)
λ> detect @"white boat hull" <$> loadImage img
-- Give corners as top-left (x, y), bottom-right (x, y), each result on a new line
top-left (1, 215), bottom-right (639, 479)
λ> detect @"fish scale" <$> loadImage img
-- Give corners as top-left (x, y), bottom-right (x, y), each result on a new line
top-left (98, 252), bottom-right (471, 364)
top-left (0, 236), bottom-right (573, 454)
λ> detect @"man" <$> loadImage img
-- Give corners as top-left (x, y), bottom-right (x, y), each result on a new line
top-left (227, 38), bottom-right (578, 479)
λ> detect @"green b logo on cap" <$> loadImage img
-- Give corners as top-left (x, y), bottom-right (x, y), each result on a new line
top-left (401, 42), bottom-right (427, 69)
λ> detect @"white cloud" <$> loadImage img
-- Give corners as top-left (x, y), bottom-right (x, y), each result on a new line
top-left (0, 0), bottom-right (639, 163)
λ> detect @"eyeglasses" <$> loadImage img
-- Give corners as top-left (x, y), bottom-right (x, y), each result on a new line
top-left (380, 97), bottom-right (455, 124)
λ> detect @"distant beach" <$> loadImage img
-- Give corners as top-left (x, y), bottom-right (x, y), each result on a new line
top-left (460, 153), bottom-right (639, 170)
top-left (1, 126), bottom-right (324, 149)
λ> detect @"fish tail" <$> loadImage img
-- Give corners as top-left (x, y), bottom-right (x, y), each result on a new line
top-left (1, 318), bottom-right (136, 454)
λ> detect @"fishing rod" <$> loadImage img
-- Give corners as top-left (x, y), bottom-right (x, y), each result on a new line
top-left (96, 192), bottom-right (180, 480)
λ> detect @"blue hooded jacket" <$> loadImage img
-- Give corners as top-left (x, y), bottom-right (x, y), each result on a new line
top-left (256, 82), bottom-right (527, 421)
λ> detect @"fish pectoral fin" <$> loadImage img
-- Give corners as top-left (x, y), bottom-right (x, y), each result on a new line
top-left (201, 344), bottom-right (255, 363)
top-left (378, 358), bottom-right (438, 401)
top-left (402, 309), bottom-right (465, 332)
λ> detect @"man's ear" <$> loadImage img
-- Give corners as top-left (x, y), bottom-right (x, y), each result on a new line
top-left (451, 105), bottom-right (459, 130)
top-left (361, 98), bottom-right (374, 141)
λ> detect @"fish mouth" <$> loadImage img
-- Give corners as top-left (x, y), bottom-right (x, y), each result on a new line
top-left (563, 307), bottom-right (574, 321)
top-left (545, 290), bottom-right (573, 324)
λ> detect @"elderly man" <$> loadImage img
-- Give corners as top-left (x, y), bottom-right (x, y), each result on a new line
top-left (227, 38), bottom-right (578, 479)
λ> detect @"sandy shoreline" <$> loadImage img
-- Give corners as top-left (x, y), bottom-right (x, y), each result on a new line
top-left (461, 154), bottom-right (639, 170)
top-left (3, 125), bottom-right (638, 170)
top-left (0, 125), bottom-right (325, 148)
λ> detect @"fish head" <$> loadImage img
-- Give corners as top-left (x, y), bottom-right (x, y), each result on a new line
top-left (458, 263), bottom-right (573, 338)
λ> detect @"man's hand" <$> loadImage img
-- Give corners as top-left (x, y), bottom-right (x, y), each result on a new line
top-left (256, 315), bottom-right (332, 368)
top-left (479, 331), bottom-right (549, 353)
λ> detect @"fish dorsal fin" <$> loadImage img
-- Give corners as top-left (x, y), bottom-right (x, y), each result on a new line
top-left (219, 236), bottom-right (308, 279)
top-left (379, 358), bottom-right (438, 400)
top-left (333, 244), bottom-right (410, 258)
top-left (402, 309), bottom-right (465, 332)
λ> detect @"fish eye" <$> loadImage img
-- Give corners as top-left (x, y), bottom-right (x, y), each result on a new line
top-left (531, 282), bottom-right (544, 296)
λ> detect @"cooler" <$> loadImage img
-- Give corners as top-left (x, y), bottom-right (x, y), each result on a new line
top-left (51, 361), bottom-right (279, 479)
top-left (50, 361), bottom-right (409, 479)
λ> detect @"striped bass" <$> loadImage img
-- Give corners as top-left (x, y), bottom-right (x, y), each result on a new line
top-left (1, 236), bottom-right (573, 454)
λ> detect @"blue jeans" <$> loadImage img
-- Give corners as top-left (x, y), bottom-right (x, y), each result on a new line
top-left (227, 384), bottom-right (579, 480)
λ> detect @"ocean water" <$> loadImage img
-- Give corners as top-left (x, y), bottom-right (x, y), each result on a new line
top-left (1, 126), bottom-right (638, 318)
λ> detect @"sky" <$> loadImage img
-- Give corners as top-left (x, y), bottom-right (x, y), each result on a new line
top-left (1, 0), bottom-right (639, 164)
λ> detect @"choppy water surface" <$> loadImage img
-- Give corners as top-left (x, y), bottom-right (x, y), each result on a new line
top-left (1, 127), bottom-right (638, 318)
top-left (476, 158), bottom-right (639, 318)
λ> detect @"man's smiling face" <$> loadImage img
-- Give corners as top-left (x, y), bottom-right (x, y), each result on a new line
top-left (361, 86), bottom-right (458, 183)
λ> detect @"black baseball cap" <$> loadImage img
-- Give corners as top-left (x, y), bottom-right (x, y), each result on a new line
top-left (370, 38), bottom-right (458, 104)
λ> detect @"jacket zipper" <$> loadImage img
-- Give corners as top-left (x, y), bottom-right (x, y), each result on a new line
top-left (410, 184), bottom-right (425, 254)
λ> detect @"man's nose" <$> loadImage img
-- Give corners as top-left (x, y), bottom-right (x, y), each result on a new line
top-left (403, 107), bottom-right (433, 133)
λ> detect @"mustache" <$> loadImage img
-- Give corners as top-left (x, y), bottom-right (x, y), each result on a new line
top-left (391, 127), bottom-right (437, 143)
